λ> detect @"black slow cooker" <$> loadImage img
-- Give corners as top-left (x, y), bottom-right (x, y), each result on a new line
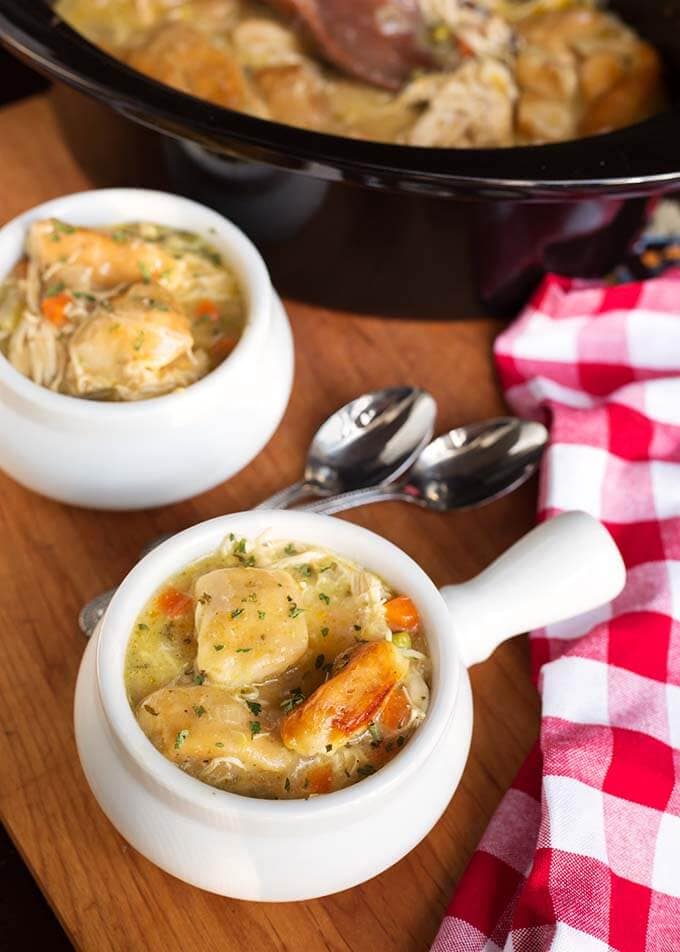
top-left (1, 0), bottom-right (679, 315)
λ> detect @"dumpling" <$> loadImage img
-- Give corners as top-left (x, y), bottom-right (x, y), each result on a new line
top-left (137, 684), bottom-right (295, 772)
top-left (27, 220), bottom-right (176, 292)
top-left (127, 23), bottom-right (266, 115)
top-left (194, 567), bottom-right (309, 689)
top-left (66, 282), bottom-right (206, 399)
top-left (280, 640), bottom-right (409, 756)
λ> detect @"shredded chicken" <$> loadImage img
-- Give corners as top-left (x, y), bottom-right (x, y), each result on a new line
top-left (0, 218), bottom-right (244, 401)
top-left (406, 58), bottom-right (517, 147)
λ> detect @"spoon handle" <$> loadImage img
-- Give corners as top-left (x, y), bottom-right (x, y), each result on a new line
top-left (302, 486), bottom-right (410, 515)
top-left (254, 480), bottom-right (312, 510)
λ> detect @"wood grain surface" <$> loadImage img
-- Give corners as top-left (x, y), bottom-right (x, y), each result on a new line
top-left (0, 94), bottom-right (540, 952)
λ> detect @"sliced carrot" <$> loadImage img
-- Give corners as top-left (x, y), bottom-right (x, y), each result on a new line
top-left (307, 762), bottom-right (333, 795)
top-left (195, 298), bottom-right (220, 321)
top-left (380, 685), bottom-right (411, 732)
top-left (157, 587), bottom-right (193, 618)
top-left (41, 292), bottom-right (72, 327)
top-left (457, 38), bottom-right (474, 58)
top-left (209, 336), bottom-right (237, 360)
top-left (384, 595), bottom-right (419, 632)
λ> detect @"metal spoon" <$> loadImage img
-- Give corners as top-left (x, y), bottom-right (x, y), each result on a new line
top-left (301, 418), bottom-right (548, 515)
top-left (78, 386), bottom-right (437, 636)
top-left (255, 386), bottom-right (437, 509)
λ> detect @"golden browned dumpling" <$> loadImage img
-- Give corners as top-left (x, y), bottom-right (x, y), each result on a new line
top-left (26, 220), bottom-right (176, 292)
top-left (280, 641), bottom-right (409, 756)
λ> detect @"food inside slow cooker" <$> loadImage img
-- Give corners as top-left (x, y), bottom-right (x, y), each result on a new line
top-left (57, 0), bottom-right (666, 148)
top-left (0, 219), bottom-right (244, 400)
top-left (126, 534), bottom-right (431, 798)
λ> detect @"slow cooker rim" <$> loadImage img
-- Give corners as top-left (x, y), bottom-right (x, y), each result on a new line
top-left (2, 0), bottom-right (680, 199)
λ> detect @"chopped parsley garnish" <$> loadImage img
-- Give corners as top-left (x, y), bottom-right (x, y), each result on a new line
top-left (133, 330), bottom-right (145, 352)
top-left (174, 729), bottom-right (189, 750)
top-left (52, 220), bottom-right (75, 235)
top-left (197, 592), bottom-right (212, 605)
top-left (368, 723), bottom-right (382, 743)
top-left (235, 647), bottom-right (252, 653)
top-left (233, 538), bottom-right (247, 554)
top-left (73, 291), bottom-right (97, 302)
top-left (193, 672), bottom-right (205, 685)
top-left (288, 603), bottom-right (304, 618)
top-left (284, 543), bottom-right (297, 555)
top-left (231, 607), bottom-right (245, 619)
top-left (257, 610), bottom-right (266, 620)
top-left (246, 592), bottom-right (258, 602)
top-left (250, 721), bottom-right (261, 737)
top-left (137, 623), bottom-right (149, 631)
top-left (143, 704), bottom-right (159, 717)
top-left (280, 687), bottom-right (305, 713)
top-left (325, 744), bottom-right (332, 752)
top-left (353, 624), bottom-right (362, 632)
top-left (44, 282), bottom-right (65, 298)
top-left (215, 741), bottom-right (224, 748)
top-left (319, 593), bottom-right (330, 605)
top-left (319, 562), bottom-right (337, 573)
top-left (214, 644), bottom-right (225, 652)
top-left (246, 700), bottom-right (262, 716)
top-left (193, 705), bottom-right (206, 718)
top-left (138, 260), bottom-right (152, 283)
top-left (320, 627), bottom-right (329, 637)
top-left (297, 564), bottom-right (313, 578)
top-left (356, 764), bottom-right (376, 778)
top-left (315, 654), bottom-right (325, 670)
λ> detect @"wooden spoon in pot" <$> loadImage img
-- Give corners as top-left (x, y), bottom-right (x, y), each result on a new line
top-left (265, 0), bottom-right (435, 89)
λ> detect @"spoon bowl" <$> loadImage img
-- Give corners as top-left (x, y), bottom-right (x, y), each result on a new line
top-left (303, 417), bottom-right (548, 515)
top-left (256, 386), bottom-right (437, 509)
top-left (79, 385), bottom-right (437, 635)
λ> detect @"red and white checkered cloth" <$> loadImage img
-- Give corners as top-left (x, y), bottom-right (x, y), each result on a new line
top-left (432, 272), bottom-right (680, 952)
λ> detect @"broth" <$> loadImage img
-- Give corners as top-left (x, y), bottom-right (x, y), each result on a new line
top-left (125, 533), bottom-right (431, 799)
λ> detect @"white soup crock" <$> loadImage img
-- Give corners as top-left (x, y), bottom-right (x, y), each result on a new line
top-left (0, 189), bottom-right (293, 509)
top-left (74, 508), bottom-right (625, 900)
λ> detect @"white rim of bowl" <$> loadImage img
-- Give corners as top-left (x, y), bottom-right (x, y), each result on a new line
top-left (96, 511), bottom-right (462, 821)
top-left (0, 188), bottom-right (272, 420)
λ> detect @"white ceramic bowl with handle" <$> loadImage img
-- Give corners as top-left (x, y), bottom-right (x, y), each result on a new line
top-left (74, 508), bottom-right (625, 901)
top-left (0, 189), bottom-right (293, 510)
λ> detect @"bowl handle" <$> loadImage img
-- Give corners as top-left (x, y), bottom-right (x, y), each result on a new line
top-left (439, 511), bottom-right (625, 668)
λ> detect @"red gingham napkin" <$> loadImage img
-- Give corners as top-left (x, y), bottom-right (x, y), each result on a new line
top-left (432, 272), bottom-right (680, 952)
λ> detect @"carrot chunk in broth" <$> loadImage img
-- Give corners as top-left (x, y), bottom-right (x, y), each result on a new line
top-left (380, 685), bottom-right (411, 732)
top-left (157, 587), bottom-right (193, 618)
top-left (384, 596), bottom-right (419, 632)
top-left (41, 292), bottom-right (72, 327)
top-left (308, 762), bottom-right (334, 794)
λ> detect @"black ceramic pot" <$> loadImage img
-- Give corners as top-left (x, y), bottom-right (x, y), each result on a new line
top-left (1, 0), bottom-right (679, 316)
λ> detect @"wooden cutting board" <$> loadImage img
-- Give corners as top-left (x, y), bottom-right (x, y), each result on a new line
top-left (0, 93), bottom-right (540, 952)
